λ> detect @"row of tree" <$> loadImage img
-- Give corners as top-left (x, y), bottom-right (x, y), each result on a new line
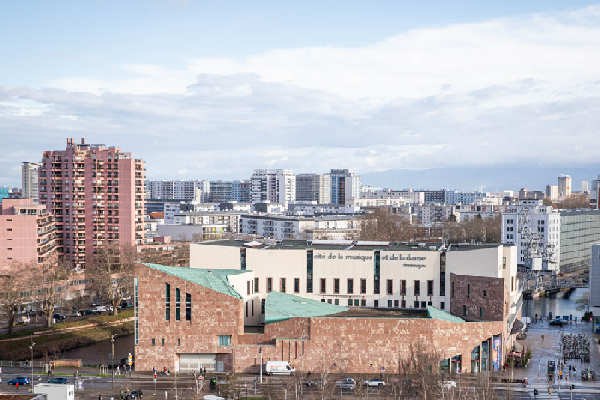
top-left (0, 243), bottom-right (137, 335)
top-left (360, 207), bottom-right (502, 244)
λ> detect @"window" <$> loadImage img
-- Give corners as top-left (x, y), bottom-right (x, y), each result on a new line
top-left (374, 251), bottom-right (381, 294)
top-left (261, 299), bottom-right (265, 314)
top-left (360, 299), bottom-right (366, 306)
top-left (348, 299), bottom-right (353, 306)
top-left (218, 335), bottom-right (232, 346)
top-left (400, 280), bottom-right (406, 296)
top-left (247, 281), bottom-right (251, 295)
top-left (334, 278), bottom-right (340, 294)
top-left (334, 299), bottom-right (339, 305)
top-left (483, 290), bottom-right (487, 297)
top-left (151, 338), bottom-right (156, 346)
top-left (440, 301), bottom-right (445, 310)
top-left (185, 293), bottom-right (191, 321)
top-left (246, 302), bottom-right (248, 317)
top-left (177, 338), bottom-right (181, 346)
top-left (306, 250), bottom-right (313, 293)
top-left (463, 305), bottom-right (467, 316)
top-left (347, 279), bottom-right (354, 294)
top-left (467, 284), bottom-right (470, 298)
top-left (165, 283), bottom-right (171, 321)
top-left (388, 300), bottom-right (393, 308)
top-left (327, 299), bottom-right (332, 304)
top-left (240, 248), bottom-right (247, 270)
top-left (394, 300), bottom-right (399, 308)
top-left (386, 279), bottom-right (393, 295)
top-left (427, 280), bottom-right (433, 296)
top-left (175, 288), bottom-right (181, 320)
top-left (280, 278), bottom-right (286, 293)
top-left (439, 252), bottom-right (446, 296)
top-left (320, 278), bottom-right (326, 293)
top-left (414, 301), bottom-right (419, 308)
top-left (451, 282), bottom-right (455, 298)
top-left (294, 278), bottom-right (300, 293)
top-left (414, 280), bottom-right (420, 296)
top-left (254, 277), bottom-right (259, 292)
top-left (373, 299), bottom-right (378, 307)
top-left (421, 301), bottom-right (427, 308)
top-left (360, 279), bottom-right (367, 294)
top-left (479, 307), bottom-right (484, 319)
top-left (267, 278), bottom-right (273, 292)
top-left (161, 338), bottom-right (165, 346)
top-left (401, 300), bottom-right (406, 308)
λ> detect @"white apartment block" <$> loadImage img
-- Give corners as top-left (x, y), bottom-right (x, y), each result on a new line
top-left (240, 214), bottom-right (361, 240)
top-left (21, 161), bottom-right (40, 202)
top-left (250, 169), bottom-right (296, 206)
top-left (558, 174), bottom-right (572, 200)
top-left (501, 200), bottom-right (560, 271)
top-left (148, 180), bottom-right (209, 201)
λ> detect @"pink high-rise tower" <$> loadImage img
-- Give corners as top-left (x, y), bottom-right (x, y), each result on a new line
top-left (39, 138), bottom-right (145, 269)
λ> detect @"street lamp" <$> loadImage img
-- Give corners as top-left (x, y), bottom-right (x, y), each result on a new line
top-left (111, 334), bottom-right (116, 391)
top-left (29, 341), bottom-right (36, 392)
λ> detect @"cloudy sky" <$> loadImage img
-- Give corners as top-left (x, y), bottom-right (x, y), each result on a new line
top-left (1, 1), bottom-right (599, 187)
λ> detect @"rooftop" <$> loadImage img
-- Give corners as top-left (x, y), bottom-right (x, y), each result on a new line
top-left (143, 263), bottom-right (245, 299)
top-left (198, 239), bottom-right (500, 252)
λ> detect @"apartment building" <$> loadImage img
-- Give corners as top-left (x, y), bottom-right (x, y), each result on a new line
top-left (21, 162), bottom-right (41, 203)
top-left (147, 180), bottom-right (209, 201)
top-left (329, 169), bottom-right (360, 206)
top-left (0, 198), bottom-right (56, 267)
top-left (240, 215), bottom-right (361, 240)
top-left (39, 138), bottom-right (144, 269)
top-left (250, 169), bottom-right (295, 206)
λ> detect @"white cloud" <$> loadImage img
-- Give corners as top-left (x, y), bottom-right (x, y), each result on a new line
top-left (1, 6), bottom-right (600, 185)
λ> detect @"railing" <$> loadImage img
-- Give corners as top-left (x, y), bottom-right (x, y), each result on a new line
top-left (0, 360), bottom-right (46, 368)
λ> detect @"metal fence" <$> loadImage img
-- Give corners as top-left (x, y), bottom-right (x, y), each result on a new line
top-left (0, 360), bottom-right (46, 368)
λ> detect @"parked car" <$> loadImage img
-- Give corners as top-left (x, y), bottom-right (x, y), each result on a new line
top-left (53, 313), bottom-right (67, 321)
top-left (128, 390), bottom-right (143, 399)
top-left (48, 377), bottom-right (69, 384)
top-left (442, 380), bottom-right (457, 390)
top-left (336, 377), bottom-right (356, 391)
top-left (549, 318), bottom-right (566, 327)
top-left (80, 309), bottom-right (95, 316)
top-left (8, 376), bottom-right (30, 385)
top-left (263, 361), bottom-right (294, 375)
top-left (363, 378), bottom-right (386, 387)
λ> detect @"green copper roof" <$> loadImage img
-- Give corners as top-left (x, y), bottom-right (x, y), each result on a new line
top-left (427, 306), bottom-right (465, 323)
top-left (143, 263), bottom-right (244, 299)
top-left (264, 292), bottom-right (348, 324)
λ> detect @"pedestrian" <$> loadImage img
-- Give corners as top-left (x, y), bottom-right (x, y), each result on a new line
top-left (15, 382), bottom-right (19, 391)
top-left (541, 334), bottom-right (545, 344)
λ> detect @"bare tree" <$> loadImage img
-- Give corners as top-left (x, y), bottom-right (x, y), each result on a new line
top-left (34, 255), bottom-right (72, 327)
top-left (0, 262), bottom-right (35, 335)
top-left (360, 207), bottom-right (412, 241)
top-left (88, 243), bottom-right (137, 315)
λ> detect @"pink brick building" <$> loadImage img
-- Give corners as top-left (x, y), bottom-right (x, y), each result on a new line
top-left (0, 198), bottom-right (56, 269)
top-left (39, 138), bottom-right (145, 269)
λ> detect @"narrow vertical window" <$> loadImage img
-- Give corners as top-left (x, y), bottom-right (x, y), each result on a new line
top-left (267, 277), bottom-right (272, 292)
top-left (427, 280), bottom-right (434, 296)
top-left (240, 247), bottom-right (247, 270)
top-left (373, 250), bottom-right (381, 294)
top-left (347, 278), bottom-right (354, 294)
top-left (386, 279), bottom-right (393, 295)
top-left (400, 280), bottom-right (406, 296)
top-left (254, 277), bottom-right (259, 292)
top-left (360, 278), bottom-right (367, 294)
top-left (185, 293), bottom-right (191, 321)
top-left (165, 283), bottom-right (171, 321)
top-left (306, 250), bottom-right (313, 293)
top-left (294, 278), bottom-right (300, 293)
top-left (439, 252), bottom-right (446, 296)
top-left (414, 280), bottom-right (420, 296)
top-left (280, 278), bottom-right (286, 293)
top-left (175, 288), bottom-right (181, 321)
top-left (334, 278), bottom-right (340, 294)
top-left (320, 278), bottom-right (326, 293)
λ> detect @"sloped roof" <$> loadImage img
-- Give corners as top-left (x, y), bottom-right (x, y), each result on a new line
top-left (143, 263), bottom-right (244, 299)
top-left (264, 291), bottom-right (348, 324)
top-left (427, 306), bottom-right (465, 323)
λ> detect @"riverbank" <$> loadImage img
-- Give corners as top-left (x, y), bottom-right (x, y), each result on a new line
top-left (0, 310), bottom-right (134, 361)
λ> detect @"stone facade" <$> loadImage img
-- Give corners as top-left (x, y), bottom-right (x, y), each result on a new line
top-left (449, 274), bottom-right (506, 322)
top-left (135, 264), bottom-right (507, 374)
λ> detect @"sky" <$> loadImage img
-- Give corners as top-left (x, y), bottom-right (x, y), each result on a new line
top-left (1, 1), bottom-right (600, 188)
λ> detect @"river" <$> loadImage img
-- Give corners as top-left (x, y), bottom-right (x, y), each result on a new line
top-left (59, 334), bottom-right (135, 365)
top-left (522, 287), bottom-right (589, 320)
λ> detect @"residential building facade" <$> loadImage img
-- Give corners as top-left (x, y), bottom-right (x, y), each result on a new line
top-left (39, 138), bottom-right (145, 269)
top-left (21, 162), bottom-right (40, 203)
top-left (250, 169), bottom-right (295, 206)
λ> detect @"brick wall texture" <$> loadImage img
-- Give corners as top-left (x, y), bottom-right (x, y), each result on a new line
top-left (136, 266), bottom-right (506, 374)
top-left (449, 273), bottom-right (506, 322)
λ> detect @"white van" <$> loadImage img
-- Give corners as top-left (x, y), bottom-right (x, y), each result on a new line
top-left (263, 361), bottom-right (294, 375)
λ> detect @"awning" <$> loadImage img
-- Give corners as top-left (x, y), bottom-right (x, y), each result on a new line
top-left (511, 319), bottom-right (524, 334)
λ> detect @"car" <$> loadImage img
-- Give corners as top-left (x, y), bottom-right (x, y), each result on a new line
top-left (335, 377), bottom-right (356, 391)
top-left (128, 390), bottom-right (143, 399)
top-left (48, 377), bottom-right (69, 384)
top-left (549, 318), bottom-right (566, 327)
top-left (363, 378), bottom-right (386, 387)
top-left (442, 380), bottom-right (457, 390)
top-left (304, 379), bottom-right (323, 388)
top-left (8, 376), bottom-right (30, 385)
top-left (53, 313), bottom-right (67, 321)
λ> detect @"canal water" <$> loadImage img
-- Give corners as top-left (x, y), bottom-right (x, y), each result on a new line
top-left (522, 287), bottom-right (589, 321)
top-left (60, 334), bottom-right (135, 365)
